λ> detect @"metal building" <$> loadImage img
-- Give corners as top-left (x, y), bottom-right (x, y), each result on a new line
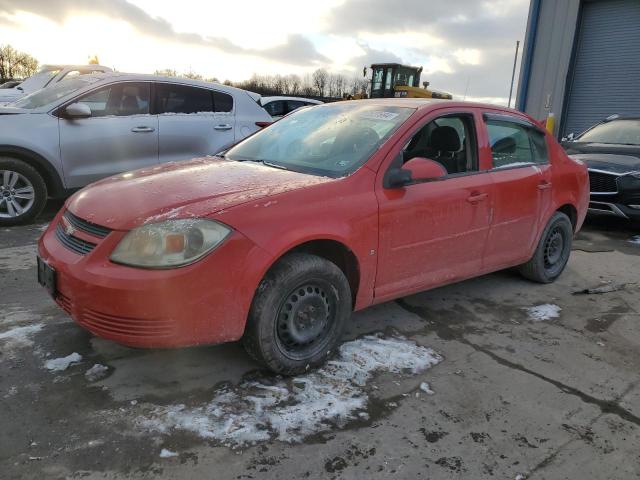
top-left (517, 0), bottom-right (640, 138)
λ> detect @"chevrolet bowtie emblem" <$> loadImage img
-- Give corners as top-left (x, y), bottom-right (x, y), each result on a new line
top-left (63, 217), bottom-right (75, 236)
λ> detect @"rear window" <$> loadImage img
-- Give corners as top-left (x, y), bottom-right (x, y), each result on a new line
top-left (156, 84), bottom-right (213, 114)
top-left (213, 90), bottom-right (233, 112)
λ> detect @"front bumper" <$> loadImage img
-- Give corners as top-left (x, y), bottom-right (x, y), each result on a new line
top-left (38, 210), bottom-right (271, 348)
top-left (588, 173), bottom-right (640, 220)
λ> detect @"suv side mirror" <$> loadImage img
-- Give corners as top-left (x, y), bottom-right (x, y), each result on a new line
top-left (64, 103), bottom-right (92, 119)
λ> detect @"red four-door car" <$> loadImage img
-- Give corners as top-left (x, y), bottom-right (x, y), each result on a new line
top-left (37, 99), bottom-right (589, 374)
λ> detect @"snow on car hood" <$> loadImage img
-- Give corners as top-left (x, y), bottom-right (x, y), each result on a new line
top-left (66, 157), bottom-right (334, 230)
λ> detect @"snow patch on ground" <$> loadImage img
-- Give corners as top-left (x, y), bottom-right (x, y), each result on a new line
top-left (138, 336), bottom-right (441, 447)
top-left (0, 324), bottom-right (43, 348)
top-left (420, 382), bottom-right (435, 395)
top-left (159, 448), bottom-right (178, 458)
top-left (629, 235), bottom-right (640, 246)
top-left (0, 245), bottom-right (37, 271)
top-left (525, 304), bottom-right (561, 321)
top-left (85, 364), bottom-right (109, 382)
top-left (45, 353), bottom-right (83, 371)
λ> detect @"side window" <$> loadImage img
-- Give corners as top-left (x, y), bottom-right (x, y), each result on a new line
top-left (213, 90), bottom-right (233, 112)
top-left (403, 114), bottom-right (478, 175)
top-left (156, 84), bottom-right (213, 114)
top-left (264, 100), bottom-right (286, 117)
top-left (76, 83), bottom-right (150, 117)
top-left (486, 119), bottom-right (547, 168)
top-left (286, 100), bottom-right (306, 114)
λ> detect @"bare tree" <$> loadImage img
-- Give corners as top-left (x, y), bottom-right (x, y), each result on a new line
top-left (312, 68), bottom-right (328, 97)
top-left (0, 44), bottom-right (38, 81)
top-left (154, 68), bottom-right (178, 77)
top-left (287, 74), bottom-right (301, 95)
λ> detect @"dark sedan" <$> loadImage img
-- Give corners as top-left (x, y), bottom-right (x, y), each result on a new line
top-left (563, 115), bottom-right (640, 221)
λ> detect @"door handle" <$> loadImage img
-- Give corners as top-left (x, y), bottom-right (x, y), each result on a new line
top-left (538, 180), bottom-right (552, 190)
top-left (466, 192), bottom-right (488, 204)
top-left (214, 124), bottom-right (233, 131)
top-left (131, 126), bottom-right (155, 133)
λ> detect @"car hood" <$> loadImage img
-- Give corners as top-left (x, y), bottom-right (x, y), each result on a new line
top-left (0, 106), bottom-right (29, 114)
top-left (569, 153), bottom-right (640, 174)
top-left (67, 157), bottom-right (334, 230)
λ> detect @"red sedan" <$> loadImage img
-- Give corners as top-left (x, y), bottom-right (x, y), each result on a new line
top-left (38, 99), bottom-right (589, 374)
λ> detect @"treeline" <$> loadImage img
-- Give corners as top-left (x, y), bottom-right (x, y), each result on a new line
top-left (0, 45), bottom-right (39, 82)
top-left (155, 68), bottom-right (370, 100)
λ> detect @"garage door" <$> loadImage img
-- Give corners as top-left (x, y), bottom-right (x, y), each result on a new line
top-left (563, 0), bottom-right (640, 137)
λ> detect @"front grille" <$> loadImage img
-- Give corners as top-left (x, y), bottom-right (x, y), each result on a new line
top-left (63, 211), bottom-right (111, 238)
top-left (55, 293), bottom-right (73, 314)
top-left (56, 224), bottom-right (97, 255)
top-left (80, 308), bottom-right (174, 338)
top-left (588, 171), bottom-right (618, 193)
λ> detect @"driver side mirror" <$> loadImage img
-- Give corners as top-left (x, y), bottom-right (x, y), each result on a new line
top-left (386, 157), bottom-right (447, 188)
top-left (64, 102), bottom-right (92, 119)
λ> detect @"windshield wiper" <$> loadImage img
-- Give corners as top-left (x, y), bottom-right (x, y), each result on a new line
top-left (261, 161), bottom-right (290, 171)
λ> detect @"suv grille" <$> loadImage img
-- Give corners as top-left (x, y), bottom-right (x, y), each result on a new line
top-left (56, 224), bottom-right (97, 255)
top-left (63, 211), bottom-right (111, 238)
top-left (588, 171), bottom-right (618, 193)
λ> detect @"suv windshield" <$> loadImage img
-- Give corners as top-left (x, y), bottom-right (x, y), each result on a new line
top-left (13, 77), bottom-right (101, 109)
top-left (579, 119), bottom-right (640, 146)
top-left (225, 103), bottom-right (414, 177)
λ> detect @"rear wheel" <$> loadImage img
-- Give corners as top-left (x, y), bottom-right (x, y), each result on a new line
top-left (0, 157), bottom-right (47, 226)
top-left (519, 212), bottom-right (573, 283)
top-left (243, 253), bottom-right (352, 375)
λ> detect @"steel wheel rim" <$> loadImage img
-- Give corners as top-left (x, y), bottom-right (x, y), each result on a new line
top-left (275, 280), bottom-right (336, 360)
top-left (0, 170), bottom-right (35, 218)
top-left (543, 226), bottom-right (565, 272)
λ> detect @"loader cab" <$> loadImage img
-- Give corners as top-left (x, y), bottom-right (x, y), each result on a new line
top-left (370, 63), bottom-right (422, 98)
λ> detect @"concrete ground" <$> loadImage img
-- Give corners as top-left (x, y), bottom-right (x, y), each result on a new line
top-left (1, 203), bottom-right (639, 480)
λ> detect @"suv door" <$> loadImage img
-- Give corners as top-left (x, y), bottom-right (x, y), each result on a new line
top-left (155, 83), bottom-right (235, 162)
top-left (482, 113), bottom-right (551, 268)
top-left (374, 109), bottom-right (493, 300)
top-left (58, 82), bottom-right (158, 188)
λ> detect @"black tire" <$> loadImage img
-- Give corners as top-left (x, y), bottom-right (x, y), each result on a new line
top-left (0, 157), bottom-right (47, 227)
top-left (519, 211), bottom-right (573, 283)
top-left (243, 253), bottom-right (352, 375)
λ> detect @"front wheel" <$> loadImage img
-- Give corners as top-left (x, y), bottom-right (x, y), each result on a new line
top-left (519, 211), bottom-right (573, 283)
top-left (0, 157), bottom-right (48, 227)
top-left (243, 253), bottom-right (352, 375)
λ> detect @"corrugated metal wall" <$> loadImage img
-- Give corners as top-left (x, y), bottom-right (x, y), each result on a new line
top-left (562, 0), bottom-right (640, 136)
top-left (518, 0), bottom-right (580, 125)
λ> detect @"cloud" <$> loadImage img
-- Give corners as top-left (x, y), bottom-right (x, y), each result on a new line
top-left (0, 0), bottom-right (328, 65)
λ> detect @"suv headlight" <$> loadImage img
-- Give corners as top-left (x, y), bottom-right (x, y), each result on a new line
top-left (110, 219), bottom-right (231, 268)
top-left (629, 171), bottom-right (640, 179)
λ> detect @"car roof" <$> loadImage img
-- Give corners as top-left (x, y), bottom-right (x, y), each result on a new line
top-left (340, 98), bottom-right (522, 113)
top-left (261, 96), bottom-right (323, 104)
top-left (78, 72), bottom-right (254, 97)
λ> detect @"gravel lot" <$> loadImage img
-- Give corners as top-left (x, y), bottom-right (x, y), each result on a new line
top-left (1, 203), bottom-right (639, 480)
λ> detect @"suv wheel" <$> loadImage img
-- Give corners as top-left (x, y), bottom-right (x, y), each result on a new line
top-left (243, 253), bottom-right (352, 375)
top-left (519, 211), bottom-right (573, 283)
top-left (0, 157), bottom-right (47, 227)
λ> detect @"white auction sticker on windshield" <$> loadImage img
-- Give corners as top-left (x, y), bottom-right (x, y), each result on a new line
top-left (360, 111), bottom-right (399, 121)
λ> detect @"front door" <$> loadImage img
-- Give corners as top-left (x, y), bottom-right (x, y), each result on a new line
top-left (59, 82), bottom-right (158, 188)
top-left (374, 110), bottom-right (493, 301)
top-left (155, 83), bottom-right (236, 163)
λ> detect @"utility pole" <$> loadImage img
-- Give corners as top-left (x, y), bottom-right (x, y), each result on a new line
top-left (508, 40), bottom-right (520, 108)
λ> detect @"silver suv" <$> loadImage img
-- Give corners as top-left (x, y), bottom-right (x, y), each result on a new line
top-left (0, 74), bottom-right (272, 226)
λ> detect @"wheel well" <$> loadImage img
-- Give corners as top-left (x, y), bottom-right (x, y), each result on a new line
top-left (557, 204), bottom-right (577, 232)
top-left (287, 240), bottom-right (360, 306)
top-left (0, 146), bottom-right (65, 197)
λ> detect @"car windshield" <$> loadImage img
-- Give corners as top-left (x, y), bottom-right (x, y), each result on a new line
top-left (15, 69), bottom-right (60, 92)
top-left (579, 119), bottom-right (640, 146)
top-left (225, 103), bottom-right (414, 177)
top-left (13, 76), bottom-right (101, 109)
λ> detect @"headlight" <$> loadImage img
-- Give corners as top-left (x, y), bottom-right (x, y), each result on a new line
top-left (629, 171), bottom-right (640, 179)
top-left (110, 219), bottom-right (231, 268)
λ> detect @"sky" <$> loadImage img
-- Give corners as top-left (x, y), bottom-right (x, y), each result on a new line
top-left (0, 0), bottom-right (530, 104)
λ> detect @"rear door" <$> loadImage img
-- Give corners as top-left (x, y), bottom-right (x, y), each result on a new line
top-left (155, 83), bottom-right (235, 163)
top-left (482, 114), bottom-right (551, 268)
top-left (58, 81), bottom-right (158, 188)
